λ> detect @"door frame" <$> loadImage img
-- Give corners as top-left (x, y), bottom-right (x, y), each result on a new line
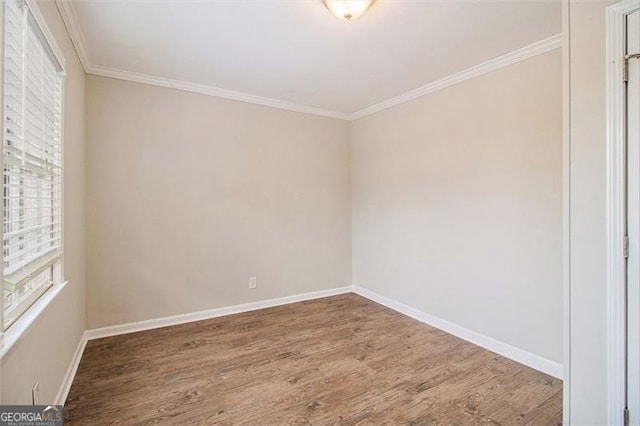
top-left (562, 3), bottom-right (570, 424)
top-left (607, 1), bottom-right (640, 424)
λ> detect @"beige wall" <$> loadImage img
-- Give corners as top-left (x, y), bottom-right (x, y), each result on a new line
top-left (351, 50), bottom-right (563, 363)
top-left (86, 76), bottom-right (351, 328)
top-left (568, 0), bottom-right (616, 422)
top-left (0, 0), bottom-right (86, 404)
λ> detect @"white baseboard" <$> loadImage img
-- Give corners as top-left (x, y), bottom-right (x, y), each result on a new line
top-left (352, 285), bottom-right (563, 379)
top-left (55, 283), bottom-right (562, 406)
top-left (84, 286), bottom-right (352, 340)
top-left (55, 330), bottom-right (87, 405)
top-left (55, 285), bottom-right (351, 405)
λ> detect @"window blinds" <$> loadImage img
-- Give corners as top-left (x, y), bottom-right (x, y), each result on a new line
top-left (2, 0), bottom-right (64, 327)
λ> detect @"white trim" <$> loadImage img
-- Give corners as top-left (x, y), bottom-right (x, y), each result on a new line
top-left (53, 0), bottom-right (348, 120)
top-left (87, 64), bottom-right (352, 121)
top-left (54, 0), bottom-right (90, 72)
top-left (53, 0), bottom-right (562, 122)
top-left (0, 0), bottom-right (6, 352)
top-left (25, 0), bottom-right (65, 72)
top-left (55, 286), bottom-right (351, 405)
top-left (350, 33), bottom-right (563, 120)
top-left (353, 285), bottom-right (563, 379)
top-left (55, 331), bottom-right (87, 406)
top-left (84, 286), bottom-right (352, 340)
top-left (562, 0), bottom-right (572, 423)
top-left (86, 35), bottom-right (562, 122)
top-left (607, 2), bottom-right (640, 425)
top-left (0, 282), bottom-right (68, 359)
top-left (56, 285), bottom-right (566, 405)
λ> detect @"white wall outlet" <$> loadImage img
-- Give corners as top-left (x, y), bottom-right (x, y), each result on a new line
top-left (32, 381), bottom-right (40, 405)
top-left (249, 277), bottom-right (257, 289)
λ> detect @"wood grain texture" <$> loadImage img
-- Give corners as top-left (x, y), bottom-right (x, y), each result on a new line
top-left (64, 294), bottom-right (562, 425)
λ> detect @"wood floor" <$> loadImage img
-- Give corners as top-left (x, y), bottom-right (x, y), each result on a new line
top-left (65, 294), bottom-right (562, 425)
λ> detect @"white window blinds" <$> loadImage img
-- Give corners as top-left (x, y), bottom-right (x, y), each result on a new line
top-left (2, 0), bottom-right (64, 328)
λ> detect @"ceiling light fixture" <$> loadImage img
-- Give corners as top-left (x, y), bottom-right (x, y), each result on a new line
top-left (322, 0), bottom-right (376, 21)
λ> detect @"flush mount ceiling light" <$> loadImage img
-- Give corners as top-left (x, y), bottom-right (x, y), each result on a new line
top-left (322, 0), bottom-right (376, 21)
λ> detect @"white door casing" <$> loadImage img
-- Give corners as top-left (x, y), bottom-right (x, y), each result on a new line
top-left (607, 1), bottom-right (640, 425)
top-left (627, 9), bottom-right (640, 425)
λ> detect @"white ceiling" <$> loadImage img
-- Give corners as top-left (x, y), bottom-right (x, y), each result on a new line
top-left (64, 0), bottom-right (561, 117)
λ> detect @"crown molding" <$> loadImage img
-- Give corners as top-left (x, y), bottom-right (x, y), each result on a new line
top-left (349, 33), bottom-right (563, 120)
top-left (88, 64), bottom-right (352, 120)
top-left (55, 0), bottom-right (91, 72)
top-left (56, 0), bottom-right (350, 120)
top-left (55, 0), bottom-right (561, 122)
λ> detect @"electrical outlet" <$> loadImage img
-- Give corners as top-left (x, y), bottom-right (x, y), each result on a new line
top-left (32, 381), bottom-right (40, 405)
top-left (249, 277), bottom-right (257, 289)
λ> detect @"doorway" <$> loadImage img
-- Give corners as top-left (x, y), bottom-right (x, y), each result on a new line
top-left (607, 2), bottom-right (640, 424)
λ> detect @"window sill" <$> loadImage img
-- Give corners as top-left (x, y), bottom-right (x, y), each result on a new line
top-left (0, 281), bottom-right (68, 360)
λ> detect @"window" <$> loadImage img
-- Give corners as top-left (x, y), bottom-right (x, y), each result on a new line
top-left (2, 0), bottom-right (65, 329)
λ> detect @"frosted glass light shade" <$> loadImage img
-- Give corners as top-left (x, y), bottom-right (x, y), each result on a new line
top-left (322, 0), bottom-right (375, 21)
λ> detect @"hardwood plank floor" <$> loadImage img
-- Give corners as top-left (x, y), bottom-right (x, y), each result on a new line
top-left (64, 294), bottom-right (562, 425)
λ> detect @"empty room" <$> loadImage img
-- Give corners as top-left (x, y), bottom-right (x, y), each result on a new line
top-left (0, 0), bottom-right (637, 424)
